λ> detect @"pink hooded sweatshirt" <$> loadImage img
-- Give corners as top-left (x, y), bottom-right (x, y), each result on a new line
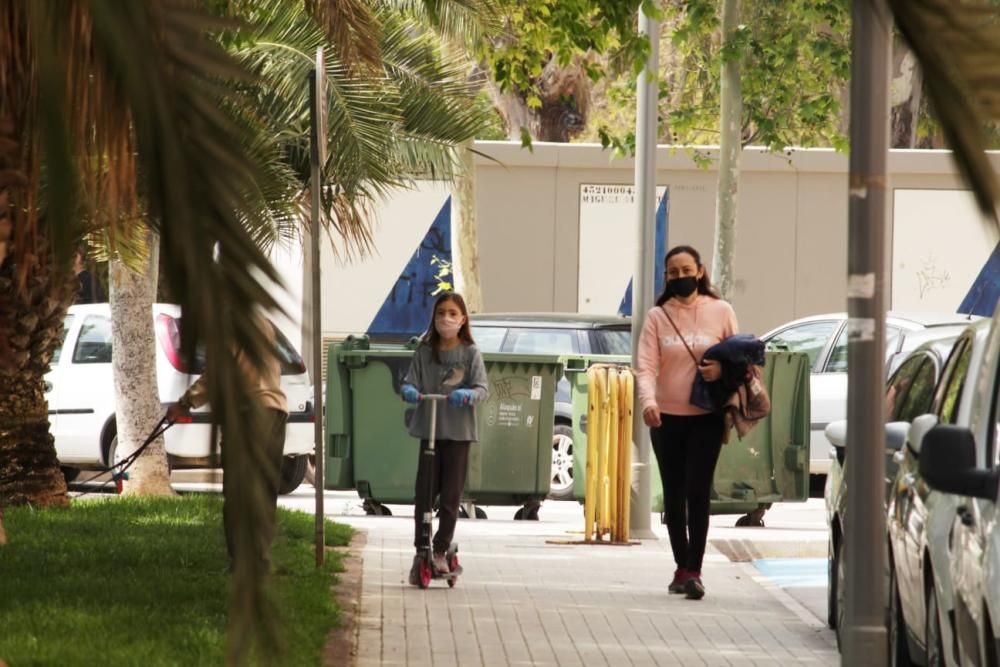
top-left (636, 295), bottom-right (739, 416)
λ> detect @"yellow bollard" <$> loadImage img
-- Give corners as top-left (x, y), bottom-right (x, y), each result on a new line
top-left (602, 369), bottom-right (619, 539)
top-left (580, 364), bottom-right (635, 544)
top-left (584, 366), bottom-right (604, 541)
top-left (616, 368), bottom-right (634, 543)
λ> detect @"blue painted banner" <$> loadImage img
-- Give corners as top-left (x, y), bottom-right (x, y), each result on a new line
top-left (618, 189), bottom-right (670, 317)
top-left (367, 197), bottom-right (452, 339)
top-left (958, 241), bottom-right (1000, 317)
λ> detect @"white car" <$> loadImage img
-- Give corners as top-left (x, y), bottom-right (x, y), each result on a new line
top-left (920, 308), bottom-right (1000, 666)
top-left (48, 303), bottom-right (314, 493)
top-left (762, 311), bottom-right (978, 477)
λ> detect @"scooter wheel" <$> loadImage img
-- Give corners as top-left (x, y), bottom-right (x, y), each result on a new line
top-left (447, 555), bottom-right (460, 588)
top-left (418, 559), bottom-right (433, 589)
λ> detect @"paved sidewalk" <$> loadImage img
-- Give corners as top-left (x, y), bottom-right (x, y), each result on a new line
top-left (324, 499), bottom-right (837, 667)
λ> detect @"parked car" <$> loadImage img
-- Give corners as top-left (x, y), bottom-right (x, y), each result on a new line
top-left (48, 303), bottom-right (315, 493)
top-left (761, 312), bottom-right (978, 479)
top-left (918, 313), bottom-right (1000, 666)
top-left (883, 319), bottom-right (990, 666)
top-left (469, 312), bottom-right (630, 500)
top-left (823, 332), bottom-right (963, 651)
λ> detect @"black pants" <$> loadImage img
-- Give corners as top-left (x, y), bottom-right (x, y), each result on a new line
top-left (413, 439), bottom-right (470, 554)
top-left (650, 413), bottom-right (725, 574)
top-left (222, 407), bottom-right (288, 570)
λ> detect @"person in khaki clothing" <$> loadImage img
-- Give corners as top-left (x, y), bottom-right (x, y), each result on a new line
top-left (167, 316), bottom-right (288, 571)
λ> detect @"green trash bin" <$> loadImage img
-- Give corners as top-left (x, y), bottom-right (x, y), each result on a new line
top-left (567, 351), bottom-right (811, 517)
top-left (324, 336), bottom-right (563, 515)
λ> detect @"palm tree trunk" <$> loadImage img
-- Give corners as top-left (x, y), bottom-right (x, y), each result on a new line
top-left (451, 140), bottom-right (483, 313)
top-left (110, 230), bottom-right (174, 496)
top-left (0, 254), bottom-right (76, 508)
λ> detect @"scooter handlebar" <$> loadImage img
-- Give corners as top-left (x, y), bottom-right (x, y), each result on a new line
top-left (420, 393), bottom-right (448, 401)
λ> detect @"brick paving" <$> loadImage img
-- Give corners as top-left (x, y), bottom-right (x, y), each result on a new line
top-left (331, 504), bottom-right (838, 667)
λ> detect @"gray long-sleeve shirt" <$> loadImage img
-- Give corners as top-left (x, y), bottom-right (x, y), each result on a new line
top-left (404, 343), bottom-right (489, 442)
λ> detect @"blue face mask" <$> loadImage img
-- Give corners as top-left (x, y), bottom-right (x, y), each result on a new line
top-left (669, 276), bottom-right (698, 298)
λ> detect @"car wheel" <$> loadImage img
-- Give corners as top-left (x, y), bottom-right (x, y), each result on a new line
top-left (890, 565), bottom-right (915, 666)
top-left (278, 455), bottom-right (308, 495)
top-left (548, 424), bottom-right (574, 500)
top-left (828, 532), bottom-right (839, 629)
top-left (835, 536), bottom-right (847, 651)
top-left (304, 453), bottom-right (316, 486)
top-left (106, 435), bottom-right (119, 469)
top-left (926, 577), bottom-right (945, 667)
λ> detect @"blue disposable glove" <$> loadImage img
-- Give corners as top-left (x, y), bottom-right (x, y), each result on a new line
top-left (401, 384), bottom-right (420, 404)
top-left (448, 388), bottom-right (475, 407)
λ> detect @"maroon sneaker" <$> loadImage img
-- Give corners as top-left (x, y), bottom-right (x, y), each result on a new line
top-left (668, 568), bottom-right (690, 594)
top-left (685, 573), bottom-right (705, 600)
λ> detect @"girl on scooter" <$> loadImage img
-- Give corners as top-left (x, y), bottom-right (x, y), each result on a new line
top-left (400, 292), bottom-right (488, 580)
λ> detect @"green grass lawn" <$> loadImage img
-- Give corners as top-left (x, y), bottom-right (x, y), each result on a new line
top-left (0, 495), bottom-right (353, 666)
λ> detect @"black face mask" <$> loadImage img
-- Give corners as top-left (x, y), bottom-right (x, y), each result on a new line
top-left (669, 276), bottom-right (699, 298)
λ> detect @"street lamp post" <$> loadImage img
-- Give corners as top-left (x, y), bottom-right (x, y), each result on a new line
top-left (630, 8), bottom-right (659, 539)
top-left (843, 1), bottom-right (890, 663)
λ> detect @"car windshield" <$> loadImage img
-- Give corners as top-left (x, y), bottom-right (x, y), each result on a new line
top-left (596, 329), bottom-right (631, 355)
top-left (470, 326), bottom-right (506, 353)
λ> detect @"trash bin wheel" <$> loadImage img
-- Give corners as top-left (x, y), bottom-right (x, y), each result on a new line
top-left (514, 503), bottom-right (541, 521)
top-left (458, 505), bottom-right (487, 519)
top-left (734, 506), bottom-right (766, 527)
top-left (363, 499), bottom-right (392, 516)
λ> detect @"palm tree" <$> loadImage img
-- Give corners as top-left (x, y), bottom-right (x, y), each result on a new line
top-left (0, 0), bottom-right (496, 659)
top-left (108, 0), bottom-right (495, 496)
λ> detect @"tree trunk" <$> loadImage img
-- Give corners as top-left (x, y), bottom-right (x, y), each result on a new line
top-left (0, 254), bottom-right (76, 507)
top-left (711, 0), bottom-right (742, 301)
top-left (110, 230), bottom-right (174, 496)
top-left (890, 34), bottom-right (922, 149)
top-left (490, 60), bottom-right (591, 142)
top-left (451, 139), bottom-right (483, 313)
top-left (0, 506), bottom-right (6, 545)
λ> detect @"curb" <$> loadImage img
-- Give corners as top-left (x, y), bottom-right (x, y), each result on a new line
top-left (323, 528), bottom-right (367, 667)
top-left (737, 561), bottom-right (830, 633)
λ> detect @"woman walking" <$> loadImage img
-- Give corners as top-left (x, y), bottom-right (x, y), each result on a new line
top-left (636, 245), bottom-right (738, 600)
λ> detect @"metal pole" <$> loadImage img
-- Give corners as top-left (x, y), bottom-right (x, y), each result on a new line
top-left (309, 66), bottom-right (326, 567)
top-left (630, 8), bottom-right (659, 539)
top-left (843, 1), bottom-right (889, 663)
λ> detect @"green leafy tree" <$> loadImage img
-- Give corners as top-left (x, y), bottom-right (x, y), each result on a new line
top-left (592, 0), bottom-right (851, 155)
top-left (479, 0), bottom-right (655, 143)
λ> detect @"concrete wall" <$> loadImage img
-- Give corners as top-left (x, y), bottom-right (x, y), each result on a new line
top-left (270, 142), bottom-right (995, 351)
top-left (471, 142), bottom-right (991, 336)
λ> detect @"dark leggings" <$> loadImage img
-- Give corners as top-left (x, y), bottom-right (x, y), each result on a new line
top-left (650, 413), bottom-right (725, 574)
top-left (413, 439), bottom-right (470, 554)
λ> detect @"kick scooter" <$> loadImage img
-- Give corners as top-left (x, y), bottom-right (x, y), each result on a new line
top-left (409, 393), bottom-right (463, 589)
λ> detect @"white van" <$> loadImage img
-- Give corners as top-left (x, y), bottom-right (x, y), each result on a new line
top-left (48, 303), bottom-right (314, 493)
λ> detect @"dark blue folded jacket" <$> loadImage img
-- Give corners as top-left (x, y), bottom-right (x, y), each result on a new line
top-left (691, 334), bottom-right (766, 412)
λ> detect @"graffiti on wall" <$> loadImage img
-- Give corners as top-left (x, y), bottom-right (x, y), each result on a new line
top-left (367, 197), bottom-right (453, 338)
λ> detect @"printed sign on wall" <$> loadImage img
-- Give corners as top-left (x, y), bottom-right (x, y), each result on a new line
top-left (577, 184), bottom-right (669, 316)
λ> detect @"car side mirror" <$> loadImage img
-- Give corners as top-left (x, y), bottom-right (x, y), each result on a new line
top-left (919, 425), bottom-right (1000, 500)
top-left (884, 422), bottom-right (909, 452)
top-left (907, 414), bottom-right (938, 457)
top-left (825, 420), bottom-right (847, 449)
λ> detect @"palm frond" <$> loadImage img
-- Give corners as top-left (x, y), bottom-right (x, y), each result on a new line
top-left (39, 1), bottom-right (292, 660)
top-left (226, 0), bottom-right (489, 256)
top-left (889, 0), bottom-right (1000, 224)
top-left (381, 0), bottom-right (501, 49)
top-left (303, 0), bottom-right (382, 71)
